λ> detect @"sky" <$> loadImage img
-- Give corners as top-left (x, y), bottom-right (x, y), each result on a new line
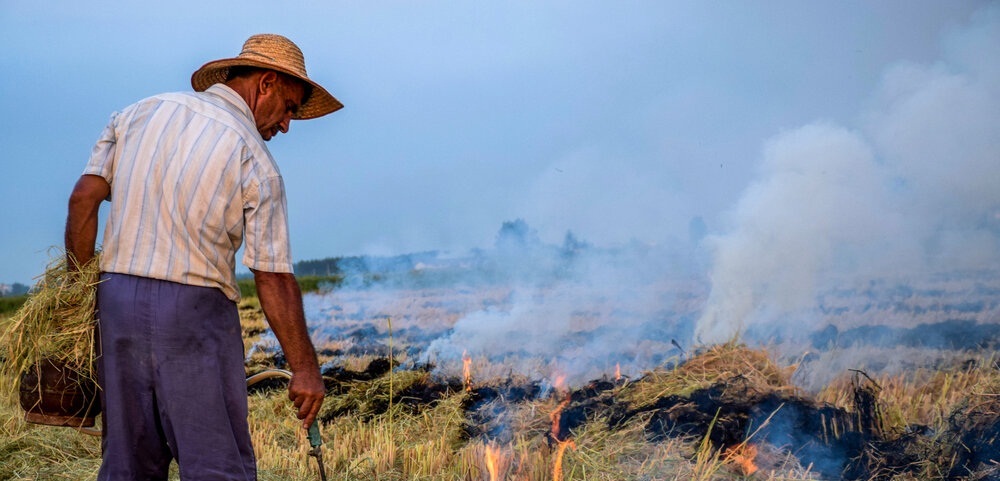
top-left (1, 1), bottom-right (996, 285)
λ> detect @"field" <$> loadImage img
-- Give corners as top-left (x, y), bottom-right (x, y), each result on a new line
top-left (3, 266), bottom-right (1000, 480)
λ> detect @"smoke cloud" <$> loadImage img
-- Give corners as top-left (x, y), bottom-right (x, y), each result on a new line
top-left (417, 235), bottom-right (701, 385)
top-left (298, 7), bottom-right (999, 390)
top-left (695, 7), bottom-right (1000, 344)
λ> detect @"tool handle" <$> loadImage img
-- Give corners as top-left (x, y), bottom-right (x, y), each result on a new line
top-left (308, 420), bottom-right (322, 448)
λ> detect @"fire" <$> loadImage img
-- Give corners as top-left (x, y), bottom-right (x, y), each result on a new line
top-left (552, 373), bottom-right (566, 393)
top-left (552, 439), bottom-right (576, 481)
top-left (479, 441), bottom-right (510, 481)
top-left (548, 375), bottom-right (571, 442)
top-left (549, 394), bottom-right (571, 441)
top-left (463, 350), bottom-right (473, 391)
top-left (543, 369), bottom-right (578, 481)
top-left (484, 442), bottom-right (500, 481)
top-left (546, 371), bottom-right (571, 440)
top-left (724, 443), bottom-right (759, 476)
top-left (615, 363), bottom-right (621, 381)
top-left (547, 372), bottom-right (578, 481)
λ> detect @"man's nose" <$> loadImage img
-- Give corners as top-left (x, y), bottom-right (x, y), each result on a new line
top-left (279, 117), bottom-right (291, 134)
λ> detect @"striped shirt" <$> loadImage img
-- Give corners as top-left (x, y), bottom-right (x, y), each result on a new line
top-left (84, 83), bottom-right (293, 302)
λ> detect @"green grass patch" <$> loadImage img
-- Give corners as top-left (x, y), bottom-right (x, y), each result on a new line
top-left (0, 295), bottom-right (28, 317)
top-left (238, 275), bottom-right (343, 298)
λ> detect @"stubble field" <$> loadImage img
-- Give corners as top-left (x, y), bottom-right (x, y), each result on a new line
top-left (3, 267), bottom-right (1000, 480)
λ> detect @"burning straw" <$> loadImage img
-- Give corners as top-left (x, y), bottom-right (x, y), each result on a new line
top-left (620, 342), bottom-right (796, 409)
top-left (0, 251), bottom-right (101, 407)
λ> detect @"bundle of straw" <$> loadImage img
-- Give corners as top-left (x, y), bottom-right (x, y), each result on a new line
top-left (0, 251), bottom-right (101, 406)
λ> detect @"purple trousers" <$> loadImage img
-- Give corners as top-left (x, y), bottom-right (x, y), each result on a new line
top-left (96, 273), bottom-right (256, 480)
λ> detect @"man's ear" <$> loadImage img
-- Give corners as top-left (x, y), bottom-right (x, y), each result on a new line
top-left (258, 70), bottom-right (279, 96)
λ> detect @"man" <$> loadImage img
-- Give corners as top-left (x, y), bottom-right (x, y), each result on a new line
top-left (64, 34), bottom-right (341, 480)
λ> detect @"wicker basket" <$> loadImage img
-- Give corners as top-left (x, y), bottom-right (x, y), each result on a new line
top-left (19, 359), bottom-right (100, 427)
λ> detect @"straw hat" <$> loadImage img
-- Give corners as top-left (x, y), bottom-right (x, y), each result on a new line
top-left (191, 34), bottom-right (342, 119)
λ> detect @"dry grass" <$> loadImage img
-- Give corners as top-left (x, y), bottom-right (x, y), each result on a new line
top-left (816, 356), bottom-right (1000, 433)
top-left (4, 296), bottom-right (1000, 480)
top-left (0, 412), bottom-right (101, 480)
top-left (0, 252), bottom-right (101, 409)
top-left (619, 342), bottom-right (797, 410)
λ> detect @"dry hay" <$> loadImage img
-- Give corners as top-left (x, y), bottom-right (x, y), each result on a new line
top-left (237, 332), bottom-right (1000, 480)
top-left (619, 342), bottom-right (797, 409)
top-left (0, 251), bottom-right (101, 407)
top-left (937, 375), bottom-right (1000, 479)
top-left (613, 378), bottom-right (865, 479)
top-left (0, 410), bottom-right (102, 480)
top-left (12, 291), bottom-right (1000, 481)
top-left (821, 365), bottom-right (1000, 480)
top-left (304, 343), bottom-right (878, 479)
top-left (805, 359), bottom-right (1000, 480)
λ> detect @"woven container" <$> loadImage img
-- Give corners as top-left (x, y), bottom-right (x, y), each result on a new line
top-left (19, 358), bottom-right (100, 427)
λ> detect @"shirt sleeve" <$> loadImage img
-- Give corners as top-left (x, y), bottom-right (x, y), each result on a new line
top-left (83, 112), bottom-right (120, 192)
top-left (242, 170), bottom-right (295, 274)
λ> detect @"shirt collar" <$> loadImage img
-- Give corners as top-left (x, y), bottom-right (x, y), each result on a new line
top-left (204, 83), bottom-right (256, 126)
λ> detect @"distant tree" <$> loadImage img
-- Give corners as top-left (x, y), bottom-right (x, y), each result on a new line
top-left (295, 257), bottom-right (343, 276)
top-left (560, 230), bottom-right (589, 259)
top-left (495, 219), bottom-right (540, 252)
top-left (10, 282), bottom-right (29, 296)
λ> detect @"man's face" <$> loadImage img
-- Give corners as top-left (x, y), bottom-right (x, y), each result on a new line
top-left (253, 74), bottom-right (306, 141)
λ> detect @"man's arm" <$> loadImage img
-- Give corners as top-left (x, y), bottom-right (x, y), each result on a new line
top-left (65, 174), bottom-right (110, 269)
top-left (251, 269), bottom-right (325, 428)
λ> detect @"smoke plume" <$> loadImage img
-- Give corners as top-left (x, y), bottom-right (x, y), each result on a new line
top-left (298, 7), bottom-right (1000, 390)
top-left (695, 7), bottom-right (1000, 345)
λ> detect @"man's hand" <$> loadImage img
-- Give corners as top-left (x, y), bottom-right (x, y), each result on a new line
top-left (252, 269), bottom-right (325, 428)
top-left (288, 368), bottom-right (325, 428)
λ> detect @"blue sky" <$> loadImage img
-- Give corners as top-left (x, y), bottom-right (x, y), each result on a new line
top-left (0, 1), bottom-right (994, 284)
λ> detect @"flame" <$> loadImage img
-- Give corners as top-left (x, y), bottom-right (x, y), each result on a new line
top-left (547, 369), bottom-right (576, 444)
top-left (724, 443), bottom-right (759, 476)
top-left (548, 368), bottom-right (575, 481)
top-left (552, 439), bottom-right (576, 481)
top-left (552, 373), bottom-right (567, 393)
top-left (484, 442), bottom-right (500, 481)
top-left (549, 393), bottom-right (571, 441)
top-left (463, 350), bottom-right (473, 392)
top-left (479, 441), bottom-right (510, 481)
top-left (615, 363), bottom-right (621, 381)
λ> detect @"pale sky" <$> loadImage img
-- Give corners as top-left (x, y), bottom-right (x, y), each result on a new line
top-left (1, 1), bottom-right (994, 284)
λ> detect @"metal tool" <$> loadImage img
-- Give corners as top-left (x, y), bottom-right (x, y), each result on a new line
top-left (307, 420), bottom-right (328, 481)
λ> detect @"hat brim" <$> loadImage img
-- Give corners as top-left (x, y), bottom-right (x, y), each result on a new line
top-left (191, 58), bottom-right (343, 120)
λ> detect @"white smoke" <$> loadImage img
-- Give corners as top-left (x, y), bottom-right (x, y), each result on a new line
top-left (299, 7), bottom-right (999, 387)
top-left (420, 243), bottom-right (698, 386)
top-left (695, 6), bottom-right (1000, 344)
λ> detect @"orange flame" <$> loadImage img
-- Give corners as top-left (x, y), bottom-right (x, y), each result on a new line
top-left (548, 370), bottom-right (574, 443)
top-left (724, 443), bottom-right (759, 476)
top-left (615, 363), bottom-right (621, 381)
top-left (484, 442), bottom-right (500, 481)
top-left (552, 439), bottom-right (576, 481)
top-left (552, 373), bottom-right (566, 393)
top-left (463, 350), bottom-right (473, 392)
top-left (549, 389), bottom-right (571, 442)
top-left (548, 370), bottom-right (576, 481)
